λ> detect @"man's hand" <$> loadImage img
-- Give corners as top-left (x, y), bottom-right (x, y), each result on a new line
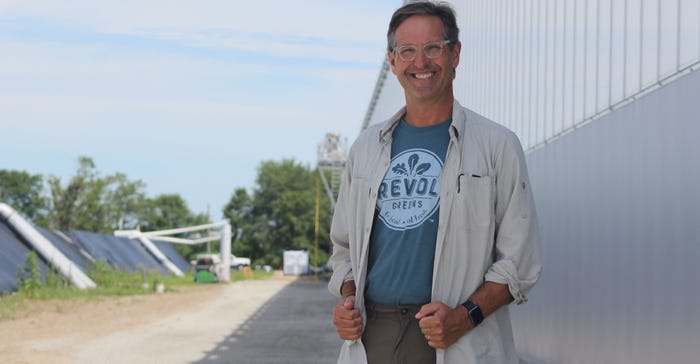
top-left (332, 295), bottom-right (363, 340)
top-left (415, 301), bottom-right (471, 349)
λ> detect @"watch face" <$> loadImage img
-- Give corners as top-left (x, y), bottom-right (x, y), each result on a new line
top-left (472, 307), bottom-right (484, 325)
top-left (464, 301), bottom-right (484, 326)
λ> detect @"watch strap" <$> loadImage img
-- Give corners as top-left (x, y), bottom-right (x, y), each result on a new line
top-left (462, 300), bottom-right (484, 327)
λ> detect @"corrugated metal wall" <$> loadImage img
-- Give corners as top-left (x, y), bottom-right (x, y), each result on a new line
top-left (514, 63), bottom-right (700, 364)
top-left (365, 0), bottom-right (700, 151)
top-left (452, 0), bottom-right (700, 152)
top-left (361, 1), bottom-right (700, 362)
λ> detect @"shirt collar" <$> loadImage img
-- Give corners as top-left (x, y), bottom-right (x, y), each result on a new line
top-left (378, 106), bottom-right (406, 144)
top-left (378, 100), bottom-right (465, 144)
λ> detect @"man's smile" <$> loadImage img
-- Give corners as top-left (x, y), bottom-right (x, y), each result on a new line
top-left (413, 71), bottom-right (436, 79)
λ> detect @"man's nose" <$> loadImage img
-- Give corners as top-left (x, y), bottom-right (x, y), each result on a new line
top-left (413, 51), bottom-right (429, 68)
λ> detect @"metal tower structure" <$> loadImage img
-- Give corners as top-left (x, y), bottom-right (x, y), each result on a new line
top-left (316, 132), bottom-right (348, 210)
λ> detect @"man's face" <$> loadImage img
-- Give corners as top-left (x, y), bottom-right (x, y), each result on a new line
top-left (388, 15), bottom-right (461, 106)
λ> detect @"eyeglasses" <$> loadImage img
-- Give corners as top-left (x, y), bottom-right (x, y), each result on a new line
top-left (394, 40), bottom-right (451, 62)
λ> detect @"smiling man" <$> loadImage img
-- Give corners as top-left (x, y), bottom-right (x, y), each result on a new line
top-left (329, 2), bottom-right (542, 363)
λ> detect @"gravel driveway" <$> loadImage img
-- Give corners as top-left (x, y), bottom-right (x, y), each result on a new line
top-left (1, 276), bottom-right (343, 364)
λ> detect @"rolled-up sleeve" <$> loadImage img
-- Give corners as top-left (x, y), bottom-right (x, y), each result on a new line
top-left (485, 131), bottom-right (542, 304)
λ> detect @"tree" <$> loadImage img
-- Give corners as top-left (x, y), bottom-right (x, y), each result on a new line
top-left (223, 188), bottom-right (252, 233)
top-left (46, 156), bottom-right (203, 234)
top-left (139, 194), bottom-right (193, 231)
top-left (223, 159), bottom-right (332, 268)
top-left (138, 194), bottom-right (210, 260)
top-left (0, 169), bottom-right (48, 224)
top-left (47, 156), bottom-right (104, 231)
top-left (223, 188), bottom-right (256, 259)
top-left (47, 156), bottom-right (132, 232)
top-left (103, 173), bottom-right (147, 231)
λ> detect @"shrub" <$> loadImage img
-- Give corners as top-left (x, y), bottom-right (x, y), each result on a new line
top-left (16, 251), bottom-right (42, 298)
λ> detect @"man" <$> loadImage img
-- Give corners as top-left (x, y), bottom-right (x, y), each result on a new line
top-left (329, 2), bottom-right (542, 363)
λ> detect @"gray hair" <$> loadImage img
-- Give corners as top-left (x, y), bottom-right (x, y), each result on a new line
top-left (386, 1), bottom-right (459, 52)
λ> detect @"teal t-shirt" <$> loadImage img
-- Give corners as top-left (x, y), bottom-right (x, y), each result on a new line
top-left (365, 118), bottom-right (451, 305)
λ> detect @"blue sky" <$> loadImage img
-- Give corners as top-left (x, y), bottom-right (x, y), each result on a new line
top-left (0, 0), bottom-right (401, 219)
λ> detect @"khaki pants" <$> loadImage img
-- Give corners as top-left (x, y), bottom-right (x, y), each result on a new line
top-left (362, 301), bottom-right (436, 364)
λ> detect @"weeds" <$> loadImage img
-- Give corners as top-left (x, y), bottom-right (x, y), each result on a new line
top-left (16, 251), bottom-right (42, 298)
top-left (0, 252), bottom-right (273, 322)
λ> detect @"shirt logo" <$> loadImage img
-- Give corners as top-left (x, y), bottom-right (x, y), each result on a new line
top-left (376, 149), bottom-right (442, 230)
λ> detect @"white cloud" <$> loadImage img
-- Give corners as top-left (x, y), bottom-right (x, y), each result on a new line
top-left (144, 29), bottom-right (386, 65)
top-left (0, 0), bottom-right (402, 215)
top-left (1, 0), bottom-right (397, 46)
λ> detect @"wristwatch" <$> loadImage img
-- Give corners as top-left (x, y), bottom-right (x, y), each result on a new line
top-left (462, 300), bottom-right (484, 327)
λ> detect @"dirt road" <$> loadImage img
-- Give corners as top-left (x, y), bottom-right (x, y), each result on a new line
top-left (0, 275), bottom-right (339, 364)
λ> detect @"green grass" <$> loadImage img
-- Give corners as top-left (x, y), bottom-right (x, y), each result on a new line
top-left (0, 259), bottom-right (274, 322)
top-left (230, 268), bottom-right (273, 281)
top-left (0, 294), bottom-right (25, 322)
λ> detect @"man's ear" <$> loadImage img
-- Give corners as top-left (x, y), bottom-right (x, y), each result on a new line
top-left (451, 41), bottom-right (461, 69)
top-left (388, 50), bottom-right (399, 76)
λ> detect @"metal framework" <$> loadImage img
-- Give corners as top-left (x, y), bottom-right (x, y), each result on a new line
top-left (115, 221), bottom-right (232, 282)
top-left (316, 132), bottom-right (348, 210)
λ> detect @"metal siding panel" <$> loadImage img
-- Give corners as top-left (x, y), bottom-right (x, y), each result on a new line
top-left (514, 67), bottom-right (700, 363)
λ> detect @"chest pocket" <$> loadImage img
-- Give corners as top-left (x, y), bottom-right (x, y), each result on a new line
top-left (456, 173), bottom-right (495, 231)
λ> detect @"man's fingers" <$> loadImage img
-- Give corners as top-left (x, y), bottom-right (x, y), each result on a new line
top-left (334, 301), bottom-right (360, 319)
top-left (332, 301), bottom-right (363, 340)
top-left (336, 319), bottom-right (363, 340)
top-left (418, 314), bottom-right (437, 331)
top-left (342, 295), bottom-right (356, 309)
top-left (415, 302), bottom-right (441, 319)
